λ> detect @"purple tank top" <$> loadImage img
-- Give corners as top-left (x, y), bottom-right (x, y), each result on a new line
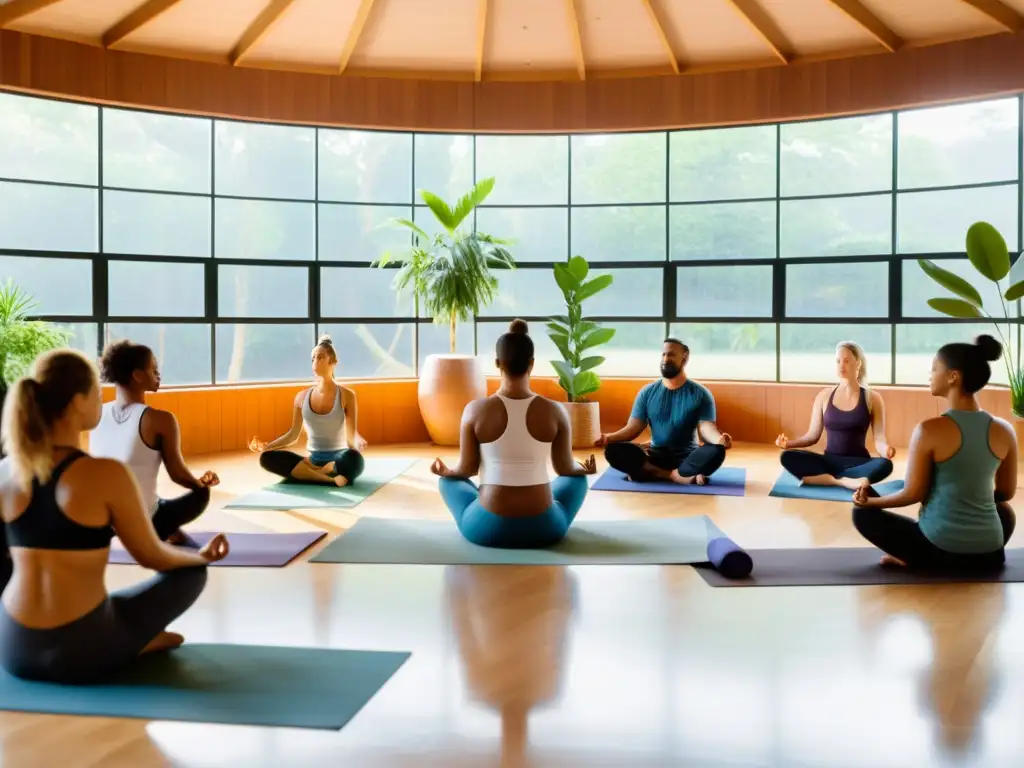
top-left (823, 386), bottom-right (871, 458)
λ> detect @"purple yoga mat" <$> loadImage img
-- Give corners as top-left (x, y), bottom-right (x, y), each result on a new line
top-left (108, 531), bottom-right (327, 568)
top-left (591, 466), bottom-right (746, 496)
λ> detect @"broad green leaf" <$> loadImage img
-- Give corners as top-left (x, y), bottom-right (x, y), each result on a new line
top-left (1005, 279), bottom-right (1024, 302)
top-left (573, 320), bottom-right (598, 340)
top-left (926, 297), bottom-right (984, 318)
top-left (549, 334), bottom-right (572, 362)
top-left (917, 259), bottom-right (983, 307)
top-left (578, 355), bottom-right (605, 372)
top-left (579, 326), bottom-right (616, 351)
top-left (567, 255), bottom-right (589, 282)
top-left (576, 273), bottom-right (614, 302)
top-left (421, 191), bottom-right (456, 232)
top-left (551, 315), bottom-right (570, 326)
top-left (551, 360), bottom-right (576, 395)
top-left (966, 221), bottom-right (1010, 282)
top-left (574, 371), bottom-right (601, 399)
top-left (450, 177), bottom-right (495, 229)
top-left (547, 321), bottom-right (569, 336)
top-left (553, 263), bottom-right (579, 296)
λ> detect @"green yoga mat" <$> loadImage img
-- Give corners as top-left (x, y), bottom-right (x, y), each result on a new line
top-left (0, 644), bottom-right (410, 730)
top-left (311, 515), bottom-right (715, 565)
top-left (225, 458), bottom-right (417, 510)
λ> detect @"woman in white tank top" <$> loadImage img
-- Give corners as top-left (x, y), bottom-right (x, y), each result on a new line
top-left (430, 320), bottom-right (596, 548)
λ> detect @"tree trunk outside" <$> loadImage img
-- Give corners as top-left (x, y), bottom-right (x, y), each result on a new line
top-left (449, 313), bottom-right (457, 354)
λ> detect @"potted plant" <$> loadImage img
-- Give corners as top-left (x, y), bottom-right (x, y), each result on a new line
top-left (0, 280), bottom-right (72, 456)
top-left (548, 255), bottom-right (616, 448)
top-left (376, 177), bottom-right (514, 445)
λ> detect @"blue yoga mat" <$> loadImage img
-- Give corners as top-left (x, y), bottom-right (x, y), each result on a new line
top-left (0, 644), bottom-right (410, 730)
top-left (591, 466), bottom-right (746, 496)
top-left (768, 471), bottom-right (904, 502)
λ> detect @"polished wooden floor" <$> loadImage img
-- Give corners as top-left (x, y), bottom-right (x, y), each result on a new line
top-left (2, 444), bottom-right (1022, 768)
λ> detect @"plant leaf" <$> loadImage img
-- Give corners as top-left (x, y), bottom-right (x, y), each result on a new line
top-left (549, 333), bottom-right (572, 361)
top-left (576, 273), bottom-right (614, 302)
top-left (420, 191), bottom-right (457, 232)
top-left (449, 177), bottom-right (495, 229)
top-left (917, 259), bottom-right (983, 308)
top-left (567, 255), bottom-right (588, 282)
top-left (547, 321), bottom-right (569, 336)
top-left (966, 221), bottom-right (1010, 282)
top-left (579, 326), bottom-right (616, 351)
top-left (553, 263), bottom-right (578, 296)
top-left (926, 297), bottom-right (984, 318)
top-left (574, 371), bottom-right (600, 399)
top-left (1005, 279), bottom-right (1024, 302)
top-left (577, 355), bottom-right (605, 372)
top-left (551, 360), bottom-right (576, 398)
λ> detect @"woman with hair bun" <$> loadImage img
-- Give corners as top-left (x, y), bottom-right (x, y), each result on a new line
top-left (430, 319), bottom-right (597, 548)
top-left (852, 335), bottom-right (1017, 571)
top-left (248, 335), bottom-right (367, 486)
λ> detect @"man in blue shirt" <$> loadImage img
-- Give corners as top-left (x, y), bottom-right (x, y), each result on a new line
top-left (596, 338), bottom-right (731, 485)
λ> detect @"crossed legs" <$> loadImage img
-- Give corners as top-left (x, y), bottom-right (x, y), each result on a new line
top-left (781, 450), bottom-right (893, 492)
top-left (604, 442), bottom-right (726, 486)
top-left (260, 449), bottom-right (365, 487)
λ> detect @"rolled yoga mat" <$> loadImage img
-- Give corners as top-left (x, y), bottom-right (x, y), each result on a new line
top-left (591, 466), bottom-right (747, 497)
top-left (695, 547), bottom-right (1024, 588)
top-left (225, 458), bottom-right (417, 510)
top-left (0, 643), bottom-right (410, 730)
top-left (108, 531), bottom-right (326, 568)
top-left (768, 471), bottom-right (904, 503)
top-left (705, 535), bottom-right (754, 579)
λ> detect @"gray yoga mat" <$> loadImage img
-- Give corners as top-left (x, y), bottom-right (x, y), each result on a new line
top-left (311, 515), bottom-right (715, 565)
top-left (695, 547), bottom-right (1024, 587)
top-left (0, 644), bottom-right (410, 730)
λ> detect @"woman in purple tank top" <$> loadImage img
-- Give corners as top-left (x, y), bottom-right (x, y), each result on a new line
top-left (775, 341), bottom-right (896, 493)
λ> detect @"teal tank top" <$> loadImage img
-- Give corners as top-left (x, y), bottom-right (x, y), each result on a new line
top-left (918, 410), bottom-right (1004, 554)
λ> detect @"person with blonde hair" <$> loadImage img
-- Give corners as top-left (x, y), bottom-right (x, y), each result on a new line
top-left (248, 334), bottom-right (367, 486)
top-left (0, 349), bottom-right (228, 683)
top-left (775, 341), bottom-right (895, 492)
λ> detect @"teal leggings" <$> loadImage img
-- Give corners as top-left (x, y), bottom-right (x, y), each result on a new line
top-left (439, 476), bottom-right (589, 549)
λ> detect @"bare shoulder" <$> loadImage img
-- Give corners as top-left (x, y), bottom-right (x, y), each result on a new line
top-left (990, 414), bottom-right (1016, 439)
top-left (338, 383), bottom-right (356, 399)
top-left (292, 388), bottom-right (309, 408)
top-left (145, 407), bottom-right (177, 429)
top-left (869, 389), bottom-right (885, 407)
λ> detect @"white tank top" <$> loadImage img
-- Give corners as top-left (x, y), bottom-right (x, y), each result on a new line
top-left (90, 402), bottom-right (161, 515)
top-left (478, 395), bottom-right (551, 487)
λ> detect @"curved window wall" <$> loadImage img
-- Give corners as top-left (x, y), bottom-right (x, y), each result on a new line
top-left (2, 91), bottom-right (1021, 386)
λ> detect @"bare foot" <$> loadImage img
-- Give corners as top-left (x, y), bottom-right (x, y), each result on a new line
top-left (333, 475), bottom-right (349, 487)
top-left (140, 631), bottom-right (184, 655)
top-left (670, 470), bottom-right (707, 486)
top-left (879, 554), bottom-right (906, 568)
top-left (320, 461), bottom-right (336, 474)
top-left (837, 476), bottom-right (867, 491)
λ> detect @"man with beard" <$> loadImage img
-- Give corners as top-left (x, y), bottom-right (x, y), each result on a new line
top-left (596, 338), bottom-right (731, 486)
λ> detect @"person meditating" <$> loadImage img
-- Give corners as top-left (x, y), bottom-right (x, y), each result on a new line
top-left (430, 320), bottom-right (596, 548)
top-left (91, 340), bottom-right (218, 546)
top-left (852, 335), bottom-right (1016, 571)
top-left (0, 349), bottom-right (228, 684)
top-left (598, 338), bottom-right (730, 485)
top-left (776, 341), bottom-right (895, 492)
top-left (248, 335), bottom-right (367, 487)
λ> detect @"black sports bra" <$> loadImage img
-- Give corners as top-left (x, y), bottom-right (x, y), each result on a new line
top-left (5, 451), bottom-right (114, 551)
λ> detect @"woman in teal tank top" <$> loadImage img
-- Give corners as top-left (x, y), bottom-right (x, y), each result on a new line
top-left (852, 335), bottom-right (1017, 571)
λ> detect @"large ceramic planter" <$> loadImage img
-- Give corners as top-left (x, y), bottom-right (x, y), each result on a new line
top-left (0, 384), bottom-right (5, 459)
top-left (562, 400), bottom-right (600, 449)
top-left (1015, 417), bottom-right (1024, 487)
top-left (419, 354), bottom-right (487, 446)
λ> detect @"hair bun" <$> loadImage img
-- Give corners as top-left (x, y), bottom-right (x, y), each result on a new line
top-left (508, 319), bottom-right (529, 335)
top-left (974, 334), bottom-right (1003, 362)
top-left (317, 334), bottom-right (334, 346)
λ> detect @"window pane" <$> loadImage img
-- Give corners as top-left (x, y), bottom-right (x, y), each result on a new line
top-left (0, 255), bottom-right (91, 315)
top-left (780, 194), bottom-right (890, 258)
top-left (59, 323), bottom-right (98, 358)
top-left (103, 109), bottom-right (211, 193)
top-left (897, 185), bottom-right (1018, 254)
top-left (677, 265), bottom-right (772, 317)
top-left (571, 133), bottom-right (666, 204)
top-left (321, 267), bottom-right (414, 318)
top-left (477, 321), bottom-right (559, 375)
top-left (418, 321), bottom-right (474, 370)
top-left (786, 262), bottom-right (888, 318)
top-left (584, 268), bottom-right (663, 317)
top-left (214, 121), bottom-right (315, 200)
top-left (0, 92), bottom-right (97, 185)
top-left (103, 190), bottom-right (211, 258)
top-left (670, 126), bottom-right (776, 202)
top-left (898, 98), bottom-right (1019, 189)
top-left (895, 323), bottom-right (1009, 385)
top-left (0, 182), bottom-right (97, 252)
top-left (670, 201), bottom-right (775, 261)
top-left (570, 206), bottom-right (665, 262)
top-left (475, 207), bottom-right (567, 263)
top-left (669, 323), bottom-right (776, 381)
top-left (109, 261), bottom-right (205, 317)
top-left (319, 129), bottom-right (412, 204)
top-left (596, 322), bottom-right (667, 376)
top-left (318, 204), bottom-right (411, 262)
top-left (483, 268), bottom-right (564, 317)
top-left (780, 324), bottom-right (891, 383)
top-left (475, 136), bottom-right (568, 205)
top-left (218, 265), bottom-right (307, 318)
top-left (215, 324), bottom-right (313, 383)
top-left (106, 323), bottom-right (212, 386)
top-left (318, 323), bottom-right (415, 378)
top-left (214, 199), bottom-right (314, 260)
top-left (902, 259), bottom-right (1009, 318)
top-left (414, 134), bottom-right (472, 203)
top-left (781, 114), bottom-right (892, 196)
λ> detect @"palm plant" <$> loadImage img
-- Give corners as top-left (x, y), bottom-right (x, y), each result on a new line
top-left (375, 178), bottom-right (514, 350)
top-left (0, 280), bottom-right (72, 389)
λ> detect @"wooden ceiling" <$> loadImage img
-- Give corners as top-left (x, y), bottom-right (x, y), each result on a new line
top-left (0, 0), bottom-right (1022, 82)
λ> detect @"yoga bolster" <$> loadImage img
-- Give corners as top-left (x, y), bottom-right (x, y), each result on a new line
top-left (706, 536), bottom-right (754, 579)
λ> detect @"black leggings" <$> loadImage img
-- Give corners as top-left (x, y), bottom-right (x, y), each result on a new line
top-left (605, 442), bottom-right (727, 481)
top-left (259, 449), bottom-right (365, 483)
top-left (853, 503), bottom-right (1016, 571)
top-left (781, 450), bottom-right (893, 484)
top-left (152, 487), bottom-right (210, 541)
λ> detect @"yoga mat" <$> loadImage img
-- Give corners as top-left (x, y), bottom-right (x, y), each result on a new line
top-left (695, 547), bottom-right (1024, 587)
top-left (0, 644), bottom-right (409, 730)
top-left (312, 515), bottom-right (716, 565)
top-left (108, 531), bottom-right (326, 567)
top-left (768, 471), bottom-right (904, 503)
top-left (225, 458), bottom-right (416, 510)
top-left (591, 466), bottom-right (746, 496)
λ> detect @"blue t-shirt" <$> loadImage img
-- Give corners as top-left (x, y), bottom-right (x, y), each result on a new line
top-left (630, 380), bottom-right (716, 455)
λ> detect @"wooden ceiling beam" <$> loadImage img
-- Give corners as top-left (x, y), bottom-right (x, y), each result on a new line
top-left (642, 0), bottom-right (679, 74)
top-left (102, 0), bottom-right (185, 49)
top-left (825, 0), bottom-right (902, 52)
top-left (566, 0), bottom-right (585, 80)
top-left (230, 0), bottom-right (297, 65)
top-left (0, 0), bottom-right (63, 27)
top-left (958, 0), bottom-right (1024, 32)
top-left (722, 0), bottom-right (793, 64)
top-left (474, 0), bottom-right (488, 82)
top-left (338, 0), bottom-right (377, 75)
